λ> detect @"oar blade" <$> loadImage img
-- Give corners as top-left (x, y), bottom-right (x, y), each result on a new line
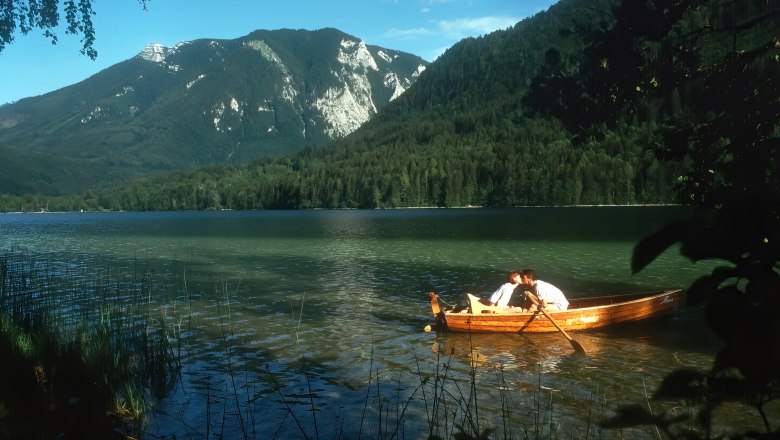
top-left (526, 290), bottom-right (587, 355)
top-left (570, 339), bottom-right (587, 355)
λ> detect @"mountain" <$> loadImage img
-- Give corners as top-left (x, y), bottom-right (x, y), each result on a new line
top-left (67, 0), bottom-right (774, 212)
top-left (0, 28), bottom-right (427, 195)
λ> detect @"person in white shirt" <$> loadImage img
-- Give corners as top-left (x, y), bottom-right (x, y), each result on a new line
top-left (520, 269), bottom-right (569, 311)
top-left (487, 271), bottom-right (523, 307)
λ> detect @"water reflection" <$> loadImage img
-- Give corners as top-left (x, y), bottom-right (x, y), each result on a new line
top-left (432, 332), bottom-right (570, 372)
top-left (424, 325), bottom-right (721, 435)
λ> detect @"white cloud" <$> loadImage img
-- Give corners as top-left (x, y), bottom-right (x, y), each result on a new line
top-left (384, 27), bottom-right (434, 40)
top-left (384, 15), bottom-right (517, 43)
top-left (434, 16), bottom-right (519, 39)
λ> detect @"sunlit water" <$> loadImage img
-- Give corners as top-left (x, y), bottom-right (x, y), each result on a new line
top-left (1, 207), bottom-right (764, 438)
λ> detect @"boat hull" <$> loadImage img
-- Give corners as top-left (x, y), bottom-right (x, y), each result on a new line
top-left (430, 289), bottom-right (681, 333)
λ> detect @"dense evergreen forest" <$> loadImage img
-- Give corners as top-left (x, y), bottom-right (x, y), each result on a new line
top-left (9, 118), bottom-right (679, 212)
top-left (0, 0), bottom-right (775, 212)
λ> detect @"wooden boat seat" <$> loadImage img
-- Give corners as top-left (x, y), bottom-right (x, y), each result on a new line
top-left (467, 293), bottom-right (525, 314)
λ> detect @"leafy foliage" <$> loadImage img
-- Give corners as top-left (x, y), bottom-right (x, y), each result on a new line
top-left (0, 0), bottom-right (148, 58)
top-left (561, 1), bottom-right (780, 437)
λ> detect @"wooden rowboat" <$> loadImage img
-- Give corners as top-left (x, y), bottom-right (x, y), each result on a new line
top-left (429, 289), bottom-right (682, 333)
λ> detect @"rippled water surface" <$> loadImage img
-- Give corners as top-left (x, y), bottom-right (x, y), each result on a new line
top-left (1, 207), bottom-right (750, 438)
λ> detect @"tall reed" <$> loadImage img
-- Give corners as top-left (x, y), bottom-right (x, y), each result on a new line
top-left (0, 250), bottom-right (184, 437)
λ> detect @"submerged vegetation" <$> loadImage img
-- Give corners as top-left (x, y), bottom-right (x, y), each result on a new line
top-left (2, 250), bottom-right (604, 439)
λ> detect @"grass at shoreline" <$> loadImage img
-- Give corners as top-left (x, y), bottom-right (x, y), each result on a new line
top-left (0, 251), bottom-right (181, 439)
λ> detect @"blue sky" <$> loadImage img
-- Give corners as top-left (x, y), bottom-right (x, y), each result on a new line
top-left (0, 0), bottom-right (557, 105)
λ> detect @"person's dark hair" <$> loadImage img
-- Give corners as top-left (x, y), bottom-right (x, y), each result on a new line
top-left (520, 269), bottom-right (536, 280)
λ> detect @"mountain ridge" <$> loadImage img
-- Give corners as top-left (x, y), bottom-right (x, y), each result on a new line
top-left (0, 27), bottom-right (427, 195)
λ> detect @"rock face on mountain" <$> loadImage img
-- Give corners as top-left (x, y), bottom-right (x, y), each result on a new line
top-left (0, 28), bottom-right (427, 194)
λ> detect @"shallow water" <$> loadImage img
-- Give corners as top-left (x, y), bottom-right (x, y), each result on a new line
top-left (1, 207), bottom-right (759, 438)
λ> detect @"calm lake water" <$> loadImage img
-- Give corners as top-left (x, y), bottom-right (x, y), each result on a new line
top-left (0, 207), bottom-right (758, 438)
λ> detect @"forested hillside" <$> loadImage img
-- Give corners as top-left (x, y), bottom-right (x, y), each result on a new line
top-left (1, 0), bottom-right (776, 212)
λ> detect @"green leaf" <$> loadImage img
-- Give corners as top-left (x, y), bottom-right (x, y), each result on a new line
top-left (652, 368), bottom-right (708, 401)
top-left (686, 267), bottom-right (738, 304)
top-left (631, 219), bottom-right (692, 274)
top-left (600, 404), bottom-right (655, 428)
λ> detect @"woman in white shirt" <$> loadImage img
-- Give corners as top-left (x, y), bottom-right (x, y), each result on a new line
top-left (487, 271), bottom-right (523, 307)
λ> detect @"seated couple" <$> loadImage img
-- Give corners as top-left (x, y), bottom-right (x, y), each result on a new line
top-left (473, 269), bottom-right (569, 313)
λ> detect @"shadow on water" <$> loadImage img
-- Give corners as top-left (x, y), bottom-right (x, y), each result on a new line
top-left (591, 303), bottom-right (721, 353)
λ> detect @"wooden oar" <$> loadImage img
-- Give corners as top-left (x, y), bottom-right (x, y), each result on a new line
top-left (525, 291), bottom-right (586, 354)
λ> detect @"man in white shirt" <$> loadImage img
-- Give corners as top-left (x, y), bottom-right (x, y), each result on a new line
top-left (520, 269), bottom-right (569, 311)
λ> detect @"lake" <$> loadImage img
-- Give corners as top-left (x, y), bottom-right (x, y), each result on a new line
top-left (0, 207), bottom-right (750, 438)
